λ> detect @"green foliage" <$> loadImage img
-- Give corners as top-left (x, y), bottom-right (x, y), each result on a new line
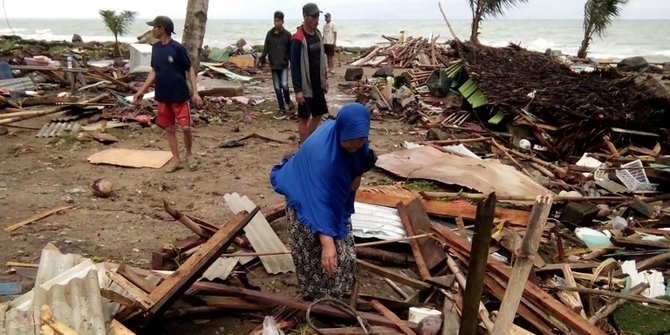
top-left (613, 299), bottom-right (670, 335)
top-left (405, 180), bottom-right (441, 192)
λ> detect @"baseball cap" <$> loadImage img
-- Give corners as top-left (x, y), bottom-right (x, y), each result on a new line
top-left (146, 16), bottom-right (175, 34)
top-left (302, 3), bottom-right (322, 16)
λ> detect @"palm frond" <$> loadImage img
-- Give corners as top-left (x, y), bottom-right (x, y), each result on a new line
top-left (583, 0), bottom-right (629, 38)
top-left (483, 0), bottom-right (529, 17)
top-left (98, 9), bottom-right (137, 37)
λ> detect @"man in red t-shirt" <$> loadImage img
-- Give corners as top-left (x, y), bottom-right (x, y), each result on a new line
top-left (134, 16), bottom-right (203, 172)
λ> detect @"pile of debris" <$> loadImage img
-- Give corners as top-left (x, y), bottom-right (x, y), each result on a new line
top-left (454, 41), bottom-right (670, 159)
top-left (350, 34), bottom-right (457, 69)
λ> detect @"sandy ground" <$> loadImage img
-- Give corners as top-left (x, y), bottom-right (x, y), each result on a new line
top-left (0, 65), bottom-right (426, 334)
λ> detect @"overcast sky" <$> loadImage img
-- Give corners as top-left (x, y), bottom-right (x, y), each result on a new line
top-left (2, 0), bottom-right (669, 20)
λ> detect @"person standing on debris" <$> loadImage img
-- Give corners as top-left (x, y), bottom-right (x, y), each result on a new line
top-left (133, 15), bottom-right (203, 173)
top-left (260, 11), bottom-right (295, 114)
top-left (271, 103), bottom-right (376, 300)
top-left (323, 12), bottom-right (337, 74)
top-left (291, 2), bottom-right (329, 143)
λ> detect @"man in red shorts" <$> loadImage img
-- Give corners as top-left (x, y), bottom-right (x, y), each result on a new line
top-left (134, 15), bottom-right (202, 172)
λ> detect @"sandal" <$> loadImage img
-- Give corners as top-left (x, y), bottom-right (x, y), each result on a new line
top-left (186, 159), bottom-right (199, 171)
top-left (164, 162), bottom-right (183, 173)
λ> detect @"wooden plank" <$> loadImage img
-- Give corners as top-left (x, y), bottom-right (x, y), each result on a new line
top-left (117, 265), bottom-right (158, 294)
top-left (4, 206), bottom-right (74, 231)
top-left (561, 264), bottom-right (587, 319)
top-left (313, 327), bottom-right (403, 335)
top-left (492, 194), bottom-right (553, 335)
top-left (100, 289), bottom-right (135, 307)
top-left (403, 198), bottom-right (446, 271)
top-left (198, 295), bottom-right (268, 311)
top-left (397, 201), bottom-right (431, 279)
top-left (356, 191), bottom-right (530, 226)
top-left (356, 259), bottom-right (431, 290)
top-left (612, 237), bottom-right (670, 249)
top-left (146, 208), bottom-right (258, 319)
top-left (460, 193), bottom-right (496, 335)
top-left (106, 270), bottom-right (153, 310)
top-left (432, 223), bottom-right (607, 335)
top-left (110, 319), bottom-right (136, 335)
top-left (370, 299), bottom-right (417, 335)
top-left (194, 282), bottom-right (414, 330)
top-left (40, 305), bottom-right (81, 335)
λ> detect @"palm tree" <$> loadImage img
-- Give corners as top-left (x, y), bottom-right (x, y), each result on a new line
top-left (182, 0), bottom-right (209, 71)
top-left (469, 0), bottom-right (529, 44)
top-left (577, 0), bottom-right (628, 59)
top-left (99, 10), bottom-right (137, 57)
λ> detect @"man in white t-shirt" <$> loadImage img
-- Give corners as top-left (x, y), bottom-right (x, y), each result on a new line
top-left (322, 12), bottom-right (337, 74)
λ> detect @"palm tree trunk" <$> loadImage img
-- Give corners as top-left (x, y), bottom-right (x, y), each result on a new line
top-left (114, 35), bottom-right (120, 58)
top-left (577, 24), bottom-right (593, 59)
top-left (470, 4), bottom-right (484, 44)
top-left (182, 0), bottom-right (209, 71)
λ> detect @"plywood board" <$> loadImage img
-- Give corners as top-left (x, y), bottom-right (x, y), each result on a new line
top-left (87, 149), bottom-right (172, 169)
top-left (376, 146), bottom-right (549, 200)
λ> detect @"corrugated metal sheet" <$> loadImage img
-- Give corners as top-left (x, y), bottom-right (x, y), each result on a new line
top-left (224, 193), bottom-right (295, 274)
top-left (2, 246), bottom-right (120, 335)
top-left (351, 202), bottom-right (407, 240)
top-left (36, 121), bottom-right (81, 138)
top-left (0, 77), bottom-right (35, 92)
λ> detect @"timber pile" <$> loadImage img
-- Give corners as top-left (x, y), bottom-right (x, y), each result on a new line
top-left (350, 35), bottom-right (455, 68)
top-left (454, 41), bottom-right (670, 159)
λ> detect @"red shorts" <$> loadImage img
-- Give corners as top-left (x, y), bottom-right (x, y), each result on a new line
top-left (156, 101), bottom-right (191, 128)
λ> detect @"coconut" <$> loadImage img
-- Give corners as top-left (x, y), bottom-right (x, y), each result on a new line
top-left (89, 179), bottom-right (113, 198)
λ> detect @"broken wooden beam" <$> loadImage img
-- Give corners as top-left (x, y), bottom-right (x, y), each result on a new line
top-left (492, 194), bottom-right (553, 335)
top-left (163, 199), bottom-right (209, 238)
top-left (432, 223), bottom-right (607, 335)
top-left (370, 299), bottom-right (417, 335)
top-left (554, 285), bottom-right (670, 307)
top-left (356, 191), bottom-right (530, 226)
top-left (397, 201), bottom-right (431, 279)
top-left (193, 282), bottom-right (416, 331)
top-left (356, 259), bottom-right (431, 290)
top-left (143, 208), bottom-right (259, 323)
top-left (460, 193), bottom-right (496, 335)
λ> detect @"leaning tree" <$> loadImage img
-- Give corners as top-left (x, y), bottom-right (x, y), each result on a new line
top-left (99, 10), bottom-right (137, 57)
top-left (468, 0), bottom-right (529, 44)
top-left (577, 0), bottom-right (629, 58)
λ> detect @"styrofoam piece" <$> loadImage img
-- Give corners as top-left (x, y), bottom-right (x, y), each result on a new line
top-left (622, 260), bottom-right (667, 298)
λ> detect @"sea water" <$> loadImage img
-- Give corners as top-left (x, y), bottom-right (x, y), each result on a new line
top-left (2, 18), bottom-right (669, 62)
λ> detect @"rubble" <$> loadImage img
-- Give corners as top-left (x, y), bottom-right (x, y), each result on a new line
top-left (2, 32), bottom-right (670, 335)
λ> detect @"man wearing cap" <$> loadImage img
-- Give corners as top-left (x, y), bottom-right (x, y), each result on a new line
top-left (290, 3), bottom-right (328, 143)
top-left (134, 16), bottom-right (203, 173)
top-left (260, 11), bottom-right (295, 114)
top-left (323, 13), bottom-right (337, 75)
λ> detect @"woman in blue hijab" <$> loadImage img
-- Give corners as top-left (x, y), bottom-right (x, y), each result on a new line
top-left (270, 102), bottom-right (376, 300)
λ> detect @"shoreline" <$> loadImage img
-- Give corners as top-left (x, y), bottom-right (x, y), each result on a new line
top-left (2, 35), bottom-right (669, 65)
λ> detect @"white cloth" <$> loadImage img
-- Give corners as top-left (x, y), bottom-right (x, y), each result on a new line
top-left (323, 22), bottom-right (337, 45)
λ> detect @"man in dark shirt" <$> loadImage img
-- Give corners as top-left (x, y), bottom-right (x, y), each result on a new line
top-left (290, 3), bottom-right (328, 143)
top-left (260, 11), bottom-right (294, 113)
top-left (134, 16), bottom-right (202, 173)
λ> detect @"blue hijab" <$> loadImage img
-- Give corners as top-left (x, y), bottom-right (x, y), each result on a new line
top-left (270, 103), bottom-right (371, 239)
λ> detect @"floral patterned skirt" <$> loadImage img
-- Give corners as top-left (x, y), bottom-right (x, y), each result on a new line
top-left (286, 206), bottom-right (356, 300)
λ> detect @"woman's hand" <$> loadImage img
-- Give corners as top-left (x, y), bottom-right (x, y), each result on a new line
top-left (319, 234), bottom-right (338, 273)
